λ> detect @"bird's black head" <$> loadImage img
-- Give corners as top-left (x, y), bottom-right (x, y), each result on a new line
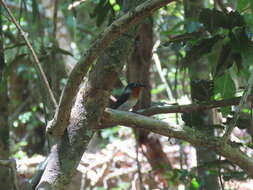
top-left (126, 83), bottom-right (146, 90)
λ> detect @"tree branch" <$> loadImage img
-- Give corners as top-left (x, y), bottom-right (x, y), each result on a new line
top-left (223, 70), bottom-right (253, 142)
top-left (102, 108), bottom-right (253, 178)
top-left (137, 96), bottom-right (245, 116)
top-left (153, 40), bottom-right (173, 99)
top-left (0, 0), bottom-right (58, 109)
top-left (47, 0), bottom-right (177, 136)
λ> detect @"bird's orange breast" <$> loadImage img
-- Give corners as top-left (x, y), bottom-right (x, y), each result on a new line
top-left (132, 88), bottom-right (143, 98)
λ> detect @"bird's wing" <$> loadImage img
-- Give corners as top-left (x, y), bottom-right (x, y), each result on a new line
top-left (112, 91), bottom-right (131, 109)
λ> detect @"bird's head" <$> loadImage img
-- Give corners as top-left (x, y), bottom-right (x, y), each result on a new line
top-left (125, 83), bottom-right (146, 98)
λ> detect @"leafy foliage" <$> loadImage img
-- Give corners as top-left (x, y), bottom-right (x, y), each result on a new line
top-left (215, 43), bottom-right (242, 77)
top-left (199, 9), bottom-right (245, 32)
top-left (91, 0), bottom-right (122, 27)
top-left (181, 35), bottom-right (223, 67)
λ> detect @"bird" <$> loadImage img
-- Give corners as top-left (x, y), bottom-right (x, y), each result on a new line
top-left (113, 83), bottom-right (146, 111)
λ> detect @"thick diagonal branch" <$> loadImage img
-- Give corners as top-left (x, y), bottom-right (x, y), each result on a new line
top-left (47, 0), bottom-right (176, 136)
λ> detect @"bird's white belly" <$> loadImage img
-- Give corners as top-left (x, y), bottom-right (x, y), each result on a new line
top-left (117, 98), bottom-right (138, 111)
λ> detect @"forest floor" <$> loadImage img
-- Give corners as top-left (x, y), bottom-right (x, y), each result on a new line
top-left (17, 128), bottom-right (253, 190)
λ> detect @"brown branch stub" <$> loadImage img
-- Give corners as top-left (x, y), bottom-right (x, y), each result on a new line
top-left (47, 0), bottom-right (177, 136)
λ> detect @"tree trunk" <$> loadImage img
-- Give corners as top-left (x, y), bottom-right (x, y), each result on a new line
top-left (40, 0), bottom-right (76, 73)
top-left (183, 0), bottom-right (220, 189)
top-left (0, 8), bottom-right (11, 190)
top-left (127, 18), bottom-right (172, 187)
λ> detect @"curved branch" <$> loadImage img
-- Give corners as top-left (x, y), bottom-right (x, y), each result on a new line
top-left (102, 108), bottom-right (253, 178)
top-left (47, 0), bottom-right (177, 136)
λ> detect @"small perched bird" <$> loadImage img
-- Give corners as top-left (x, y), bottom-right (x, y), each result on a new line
top-left (113, 83), bottom-right (146, 111)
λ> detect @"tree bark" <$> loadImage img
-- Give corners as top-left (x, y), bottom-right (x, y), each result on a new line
top-left (184, 0), bottom-right (220, 189)
top-left (40, 0), bottom-right (76, 73)
top-left (127, 18), bottom-right (172, 185)
top-left (0, 8), bottom-right (11, 189)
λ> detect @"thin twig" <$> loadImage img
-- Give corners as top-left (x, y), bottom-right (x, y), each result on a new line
top-left (218, 156), bottom-right (225, 190)
top-left (135, 132), bottom-right (144, 190)
top-left (223, 69), bottom-right (253, 142)
top-left (8, 96), bottom-right (31, 123)
top-left (137, 95), bottom-right (252, 116)
top-left (0, 0), bottom-right (57, 109)
top-left (152, 40), bottom-right (173, 100)
top-left (53, 0), bottom-right (58, 41)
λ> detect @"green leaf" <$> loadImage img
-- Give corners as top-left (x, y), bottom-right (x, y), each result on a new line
top-left (237, 0), bottom-right (250, 11)
top-left (214, 72), bottom-right (235, 99)
top-left (32, 0), bottom-right (40, 23)
top-left (14, 150), bottom-right (27, 159)
top-left (244, 14), bottom-right (253, 32)
top-left (214, 72), bottom-right (235, 115)
top-left (109, 0), bottom-right (116, 5)
top-left (190, 178), bottom-right (200, 190)
top-left (199, 9), bottom-right (227, 32)
top-left (199, 9), bottom-right (245, 32)
top-left (229, 28), bottom-right (248, 51)
top-left (228, 11), bottom-right (245, 29)
top-left (229, 27), bottom-right (253, 66)
top-left (232, 52), bottom-right (243, 72)
top-left (91, 0), bottom-right (111, 27)
top-left (181, 35), bottom-right (223, 67)
top-left (215, 43), bottom-right (233, 77)
top-left (113, 4), bottom-right (120, 12)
